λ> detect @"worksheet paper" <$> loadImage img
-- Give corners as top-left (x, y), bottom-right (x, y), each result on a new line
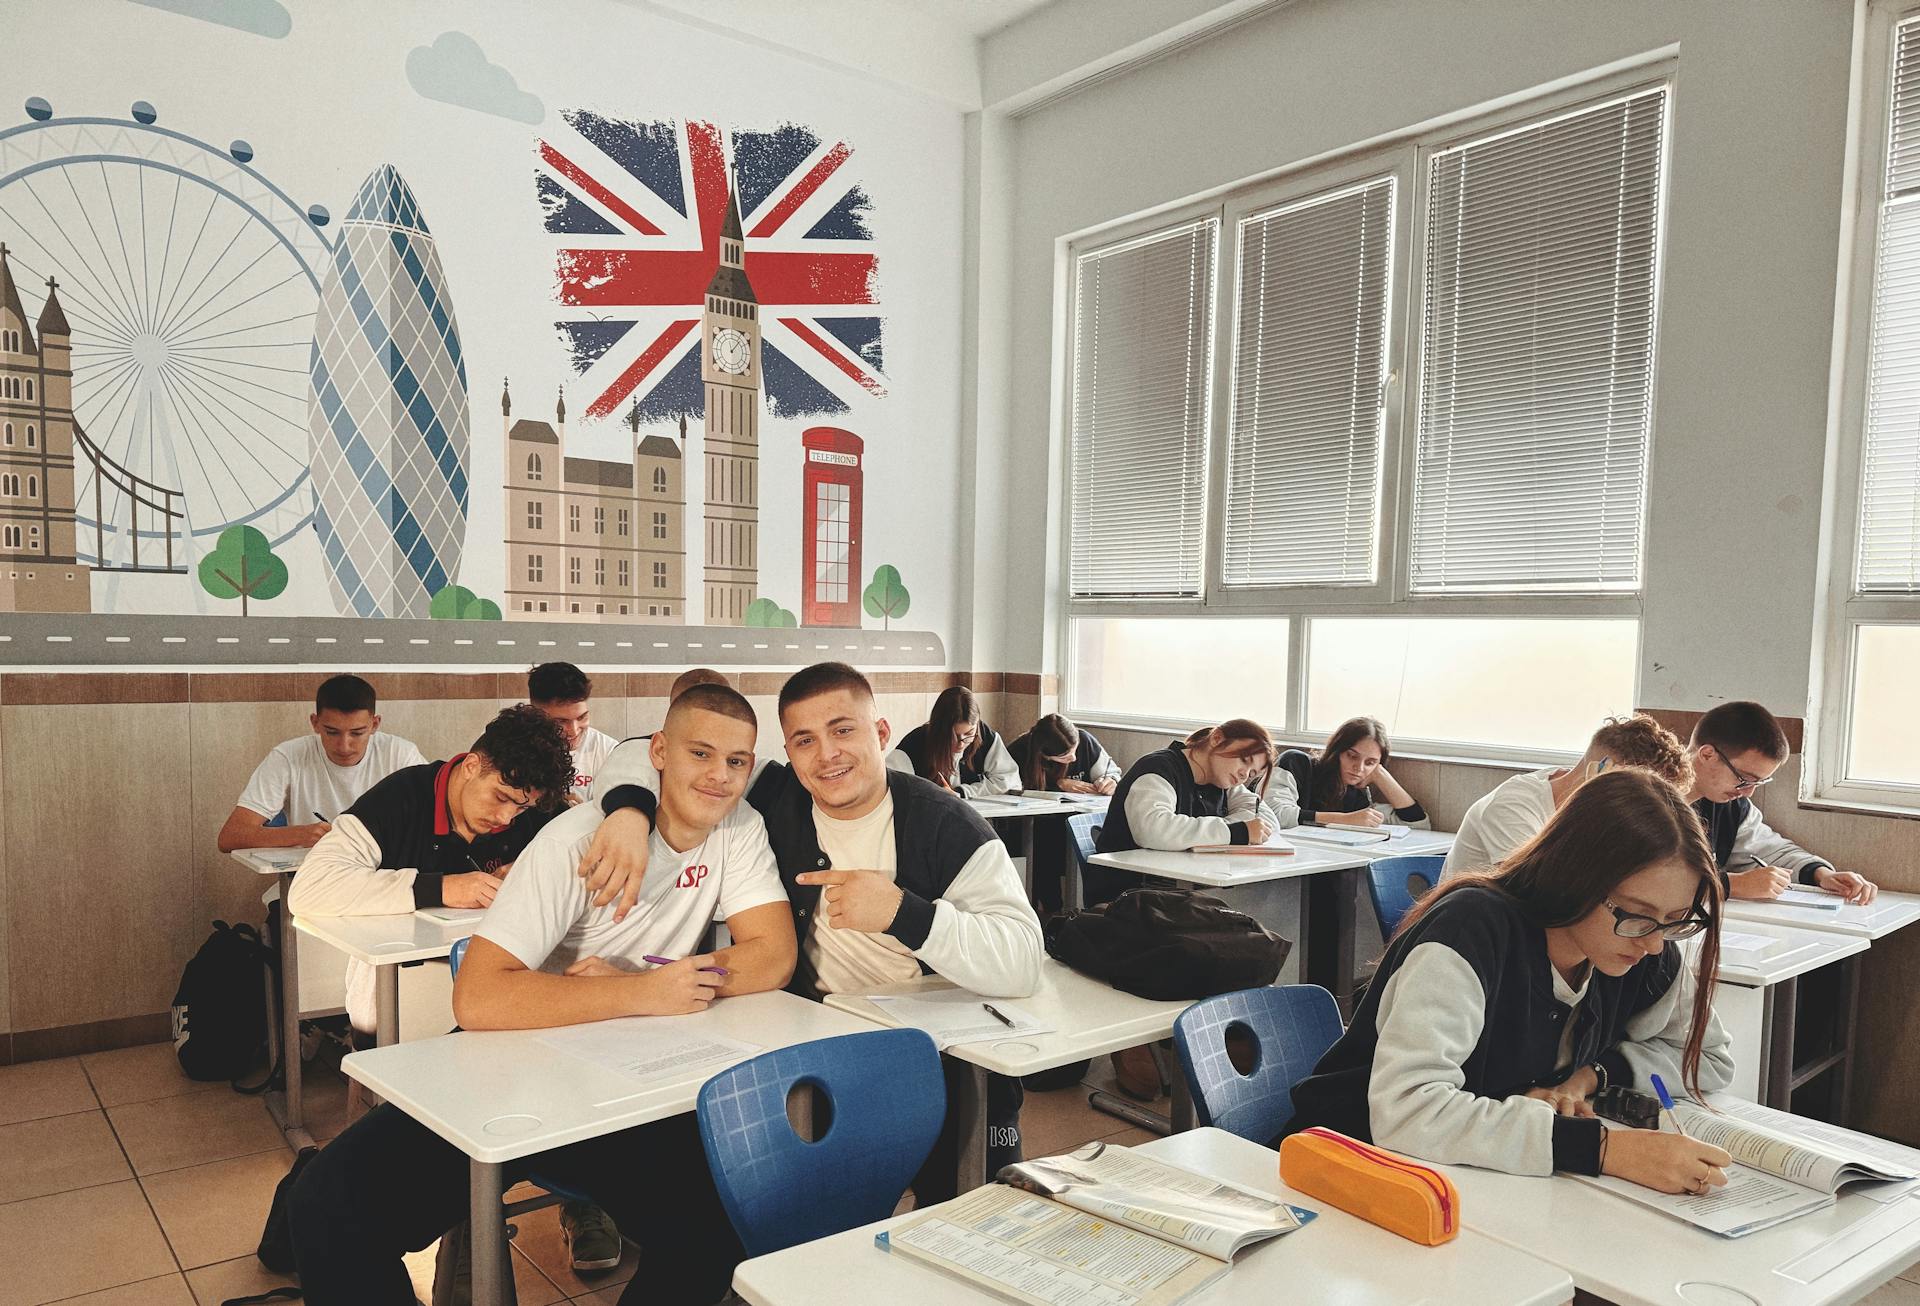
top-left (249, 847), bottom-right (307, 869)
top-left (1765, 888), bottom-right (1845, 911)
top-left (534, 1018), bottom-right (759, 1093)
top-left (867, 989), bottom-right (1053, 1049)
top-left (416, 906), bottom-right (484, 926)
top-left (1716, 930), bottom-right (1782, 963)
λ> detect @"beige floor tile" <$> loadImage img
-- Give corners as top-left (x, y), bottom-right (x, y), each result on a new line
top-left (0, 1057), bottom-right (97, 1127)
top-left (43, 1274), bottom-right (196, 1305)
top-left (81, 1042), bottom-right (225, 1110)
top-left (142, 1147), bottom-right (293, 1269)
top-left (1862, 1278), bottom-right (1920, 1304)
top-left (400, 1238), bottom-right (566, 1306)
top-left (1021, 1086), bottom-right (1133, 1158)
top-left (0, 1180), bottom-right (177, 1306)
top-left (183, 1256), bottom-right (298, 1306)
top-left (300, 1063), bottom-right (358, 1143)
top-left (1902, 1258), bottom-right (1920, 1286)
top-left (1095, 1126), bottom-right (1163, 1149)
top-left (506, 1202), bottom-right (638, 1299)
top-left (107, 1089), bottom-right (285, 1176)
top-left (0, 1109), bottom-right (132, 1205)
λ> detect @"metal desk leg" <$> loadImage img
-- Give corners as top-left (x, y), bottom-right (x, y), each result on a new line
top-left (1303, 868), bottom-right (1360, 1015)
top-left (376, 965), bottom-right (401, 1047)
top-left (955, 1062), bottom-right (989, 1194)
top-left (1170, 1071), bottom-right (1195, 1133)
top-left (269, 873), bottom-right (313, 1149)
top-left (1835, 955), bottom-right (1860, 1128)
top-left (469, 1159), bottom-right (509, 1306)
top-left (1760, 977), bottom-right (1796, 1111)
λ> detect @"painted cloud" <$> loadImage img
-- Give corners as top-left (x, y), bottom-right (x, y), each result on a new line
top-left (405, 31), bottom-right (545, 126)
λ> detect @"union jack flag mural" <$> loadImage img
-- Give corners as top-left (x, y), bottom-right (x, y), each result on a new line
top-left (538, 111), bottom-right (886, 423)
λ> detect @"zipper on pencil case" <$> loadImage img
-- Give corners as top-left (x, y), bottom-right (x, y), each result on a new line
top-left (1301, 1127), bottom-right (1456, 1234)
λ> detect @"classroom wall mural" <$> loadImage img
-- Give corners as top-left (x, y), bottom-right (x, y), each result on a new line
top-left (0, 0), bottom-right (956, 665)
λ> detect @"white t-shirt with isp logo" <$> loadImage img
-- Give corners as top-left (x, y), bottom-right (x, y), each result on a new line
top-left (570, 727), bottom-right (621, 804)
top-left (477, 795), bottom-right (787, 974)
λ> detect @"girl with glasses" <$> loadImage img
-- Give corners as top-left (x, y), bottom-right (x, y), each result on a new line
top-left (1281, 769), bottom-right (1736, 1197)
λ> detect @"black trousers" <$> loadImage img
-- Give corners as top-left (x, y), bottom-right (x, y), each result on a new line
top-left (911, 1058), bottom-right (1025, 1202)
top-left (289, 1102), bottom-right (741, 1306)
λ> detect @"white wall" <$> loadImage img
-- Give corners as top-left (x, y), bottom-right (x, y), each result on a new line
top-left (986, 0), bottom-right (1856, 716)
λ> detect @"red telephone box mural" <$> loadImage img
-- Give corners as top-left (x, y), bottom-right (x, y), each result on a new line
top-left (801, 426), bottom-right (862, 628)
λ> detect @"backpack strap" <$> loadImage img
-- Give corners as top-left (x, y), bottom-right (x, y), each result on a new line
top-left (220, 1289), bottom-right (301, 1304)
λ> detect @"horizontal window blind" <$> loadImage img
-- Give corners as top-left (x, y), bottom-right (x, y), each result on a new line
top-left (1410, 86), bottom-right (1668, 593)
top-left (1070, 219), bottom-right (1216, 598)
top-left (1225, 177), bottom-right (1395, 587)
top-left (1859, 17), bottom-right (1920, 593)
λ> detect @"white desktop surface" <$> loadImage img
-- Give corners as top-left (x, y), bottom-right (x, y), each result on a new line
top-left (733, 1127), bottom-right (1575, 1306)
top-left (341, 990), bottom-right (877, 1164)
top-left (1442, 1112), bottom-right (1920, 1306)
top-left (294, 910), bottom-right (479, 966)
top-left (1726, 889), bottom-right (1920, 942)
top-left (822, 960), bottom-right (1191, 1077)
top-left (1086, 841), bottom-right (1368, 887)
top-left (966, 792), bottom-right (1109, 820)
top-left (1289, 826), bottom-right (1458, 860)
top-left (1714, 921), bottom-right (1871, 988)
top-left (233, 846), bottom-right (308, 875)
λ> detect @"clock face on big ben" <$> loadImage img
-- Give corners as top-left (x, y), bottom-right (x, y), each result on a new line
top-left (712, 327), bottom-right (752, 376)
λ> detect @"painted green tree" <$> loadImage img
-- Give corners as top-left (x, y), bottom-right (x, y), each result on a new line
top-left (429, 584), bottom-right (503, 620)
top-left (197, 526), bottom-right (288, 617)
top-left (862, 564), bottom-right (911, 630)
top-left (743, 597), bottom-right (797, 628)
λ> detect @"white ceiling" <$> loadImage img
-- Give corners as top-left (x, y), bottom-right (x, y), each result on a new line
top-left (921, 0), bottom-right (1064, 40)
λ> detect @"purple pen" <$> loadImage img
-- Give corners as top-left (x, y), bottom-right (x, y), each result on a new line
top-left (643, 954), bottom-right (729, 975)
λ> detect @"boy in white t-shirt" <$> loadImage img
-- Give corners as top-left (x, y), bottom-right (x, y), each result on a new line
top-left (287, 683), bottom-right (795, 1306)
top-left (216, 674), bottom-right (425, 853)
top-left (529, 661), bottom-right (621, 804)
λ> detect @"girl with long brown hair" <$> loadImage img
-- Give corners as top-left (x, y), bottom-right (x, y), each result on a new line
top-left (1007, 713), bottom-right (1122, 795)
top-left (1272, 716), bottom-right (1427, 829)
top-left (1281, 769), bottom-right (1735, 1195)
top-left (887, 685), bottom-right (1019, 797)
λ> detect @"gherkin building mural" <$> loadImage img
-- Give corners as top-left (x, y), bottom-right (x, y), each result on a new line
top-left (307, 164), bottom-right (471, 619)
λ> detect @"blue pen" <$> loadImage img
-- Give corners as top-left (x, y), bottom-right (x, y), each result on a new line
top-left (643, 954), bottom-right (729, 976)
top-left (1649, 1073), bottom-right (1681, 1133)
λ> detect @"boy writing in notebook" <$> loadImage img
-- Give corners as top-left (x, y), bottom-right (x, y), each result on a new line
top-left (593, 661), bottom-right (1043, 1198)
top-left (289, 683), bottom-right (795, 1306)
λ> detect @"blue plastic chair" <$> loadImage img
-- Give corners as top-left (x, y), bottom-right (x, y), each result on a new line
top-left (1365, 854), bottom-right (1445, 940)
top-left (1064, 812), bottom-right (1102, 911)
top-left (1172, 985), bottom-right (1344, 1143)
top-left (697, 1027), bottom-right (945, 1257)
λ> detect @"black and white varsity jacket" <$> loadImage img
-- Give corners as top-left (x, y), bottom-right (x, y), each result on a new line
top-left (886, 721), bottom-right (1020, 798)
top-left (1692, 796), bottom-right (1829, 890)
top-left (1269, 748), bottom-right (1428, 828)
top-left (1006, 728), bottom-right (1123, 789)
top-left (1095, 742), bottom-right (1259, 852)
top-left (1281, 884), bottom-right (1732, 1176)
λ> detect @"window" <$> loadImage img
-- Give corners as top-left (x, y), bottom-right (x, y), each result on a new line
top-left (618, 508), bottom-right (629, 536)
top-left (569, 557), bottom-right (582, 585)
top-left (652, 467), bottom-right (667, 493)
top-left (527, 554), bottom-right (544, 583)
top-left (1061, 73), bottom-right (1667, 756)
top-left (594, 506), bottom-right (605, 535)
top-left (2, 474), bottom-right (17, 495)
top-left (24, 379), bottom-right (31, 401)
top-left (24, 424), bottom-right (33, 448)
top-left (1410, 88), bottom-right (1667, 594)
top-left (1069, 218), bottom-right (1216, 599)
top-left (25, 475), bottom-right (36, 498)
top-left (3, 423), bottom-right (11, 445)
top-left (526, 453), bottom-right (543, 482)
top-left (1, 525), bottom-right (17, 548)
top-left (814, 482), bottom-right (851, 603)
top-left (653, 561), bottom-right (667, 588)
top-left (524, 601), bottom-right (533, 612)
top-left (618, 558), bottom-right (630, 587)
top-left (570, 602), bottom-right (580, 614)
top-left (568, 504), bottom-right (580, 533)
top-left (652, 510), bottom-right (668, 540)
top-left (526, 500), bottom-right (543, 530)
top-left (594, 557), bottom-right (605, 586)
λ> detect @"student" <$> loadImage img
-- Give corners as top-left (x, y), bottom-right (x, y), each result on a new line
top-left (289, 685), bottom-right (796, 1306)
top-left (670, 666), bottom-right (732, 698)
top-left (1283, 769), bottom-right (1736, 1195)
top-left (887, 685), bottom-right (1020, 797)
top-left (528, 661), bottom-right (621, 804)
top-left (1443, 714), bottom-right (1691, 877)
top-left (594, 661), bottom-right (1043, 1200)
top-left (1007, 713), bottom-right (1122, 795)
top-left (1270, 717), bottom-right (1427, 830)
top-left (1006, 714), bottom-right (1122, 911)
top-left (1087, 719), bottom-right (1277, 906)
top-left (1685, 701), bottom-right (1878, 904)
top-left (285, 704), bottom-right (576, 1033)
top-left (216, 674), bottom-right (425, 852)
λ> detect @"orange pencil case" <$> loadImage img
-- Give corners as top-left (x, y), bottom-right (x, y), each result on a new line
top-left (1279, 1126), bottom-right (1460, 1246)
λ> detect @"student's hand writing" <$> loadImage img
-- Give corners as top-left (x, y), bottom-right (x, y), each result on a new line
top-left (1094, 777), bottom-right (1118, 795)
top-left (578, 807), bottom-right (651, 922)
top-left (1058, 778), bottom-right (1097, 794)
top-left (1601, 1128), bottom-right (1732, 1195)
top-left (1243, 817), bottom-right (1274, 846)
top-left (1727, 864), bottom-right (1791, 900)
top-left (562, 955), bottom-right (625, 978)
top-left (1330, 807), bottom-right (1385, 828)
top-left (1814, 867), bottom-right (1878, 905)
top-left (795, 869), bottom-right (905, 933)
top-left (1524, 1066), bottom-right (1598, 1117)
top-left (638, 955), bottom-right (725, 1014)
top-left (443, 871), bottom-right (503, 909)
top-left (291, 820), bottom-right (332, 847)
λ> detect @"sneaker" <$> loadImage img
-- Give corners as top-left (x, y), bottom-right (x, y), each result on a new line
top-left (560, 1200), bottom-right (623, 1272)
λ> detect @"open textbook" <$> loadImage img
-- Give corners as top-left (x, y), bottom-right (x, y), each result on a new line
top-left (879, 1141), bottom-right (1312, 1306)
top-left (1577, 1097), bottom-right (1918, 1237)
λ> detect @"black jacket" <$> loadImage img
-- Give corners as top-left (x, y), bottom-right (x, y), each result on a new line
top-left (1276, 748), bottom-right (1426, 824)
top-left (341, 757), bottom-right (555, 907)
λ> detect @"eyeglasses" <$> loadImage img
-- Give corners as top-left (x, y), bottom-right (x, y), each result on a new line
top-left (1603, 899), bottom-right (1710, 940)
top-left (1711, 746), bottom-right (1773, 792)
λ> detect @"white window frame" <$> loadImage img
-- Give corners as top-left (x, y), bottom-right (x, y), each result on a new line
top-left (1811, 0), bottom-right (1920, 811)
top-left (1057, 64), bottom-right (1670, 762)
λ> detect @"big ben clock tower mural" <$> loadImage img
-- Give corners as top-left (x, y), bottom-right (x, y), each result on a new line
top-left (701, 186), bottom-right (760, 625)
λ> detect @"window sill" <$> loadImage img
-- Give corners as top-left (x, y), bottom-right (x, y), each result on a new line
top-left (1068, 712), bottom-right (1575, 774)
top-left (1795, 793), bottom-right (1920, 822)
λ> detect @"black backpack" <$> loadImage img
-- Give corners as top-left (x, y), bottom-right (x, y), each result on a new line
top-left (1044, 888), bottom-right (1291, 1000)
top-left (172, 921), bottom-right (274, 1083)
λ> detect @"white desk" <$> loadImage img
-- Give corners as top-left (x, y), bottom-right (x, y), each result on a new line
top-left (233, 846), bottom-right (314, 1150)
top-left (967, 792), bottom-right (1109, 907)
top-left (1442, 1106), bottom-right (1920, 1306)
top-left (1715, 923), bottom-right (1870, 1108)
top-left (824, 961), bottom-right (1195, 1192)
top-left (1727, 888), bottom-right (1920, 941)
top-left (343, 990), bottom-right (879, 1306)
top-left (1086, 843), bottom-right (1371, 1009)
top-left (1288, 825), bottom-right (1457, 861)
top-left (733, 1127), bottom-right (1575, 1306)
top-left (294, 910), bottom-right (480, 1047)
